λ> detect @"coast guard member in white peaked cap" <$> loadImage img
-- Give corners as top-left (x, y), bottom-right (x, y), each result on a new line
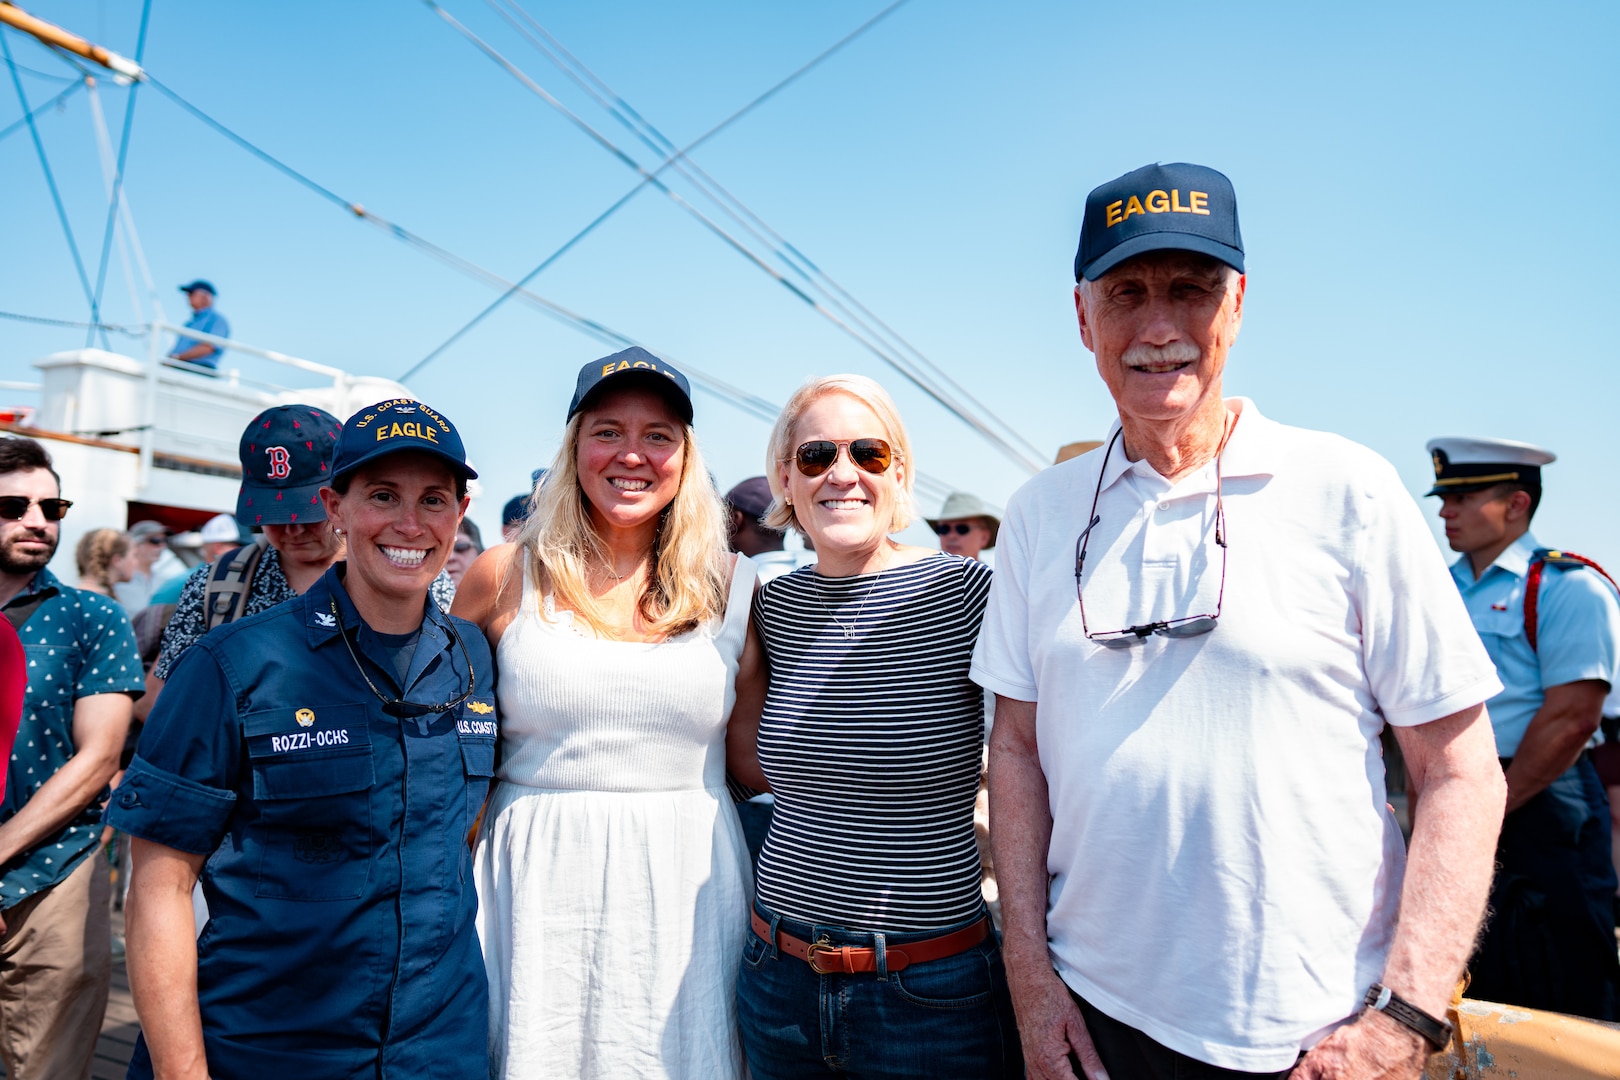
top-left (1427, 436), bottom-right (1620, 1020)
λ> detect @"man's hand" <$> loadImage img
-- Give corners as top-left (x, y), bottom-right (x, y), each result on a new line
top-left (1293, 1010), bottom-right (1429, 1079)
top-left (1008, 964), bottom-right (1109, 1080)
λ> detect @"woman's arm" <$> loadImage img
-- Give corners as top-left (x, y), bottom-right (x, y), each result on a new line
top-left (126, 838), bottom-right (210, 1080)
top-left (451, 543), bottom-right (521, 643)
top-left (725, 613), bottom-right (770, 792)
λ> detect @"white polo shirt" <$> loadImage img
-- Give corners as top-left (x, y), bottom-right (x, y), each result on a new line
top-left (971, 399), bottom-right (1500, 1071)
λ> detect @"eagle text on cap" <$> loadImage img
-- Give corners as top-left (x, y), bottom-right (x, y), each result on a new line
top-left (601, 357), bottom-right (679, 380)
top-left (352, 398), bottom-right (451, 444)
top-left (1106, 189), bottom-right (1210, 227)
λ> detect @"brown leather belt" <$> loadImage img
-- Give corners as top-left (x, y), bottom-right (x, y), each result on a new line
top-left (750, 911), bottom-right (990, 975)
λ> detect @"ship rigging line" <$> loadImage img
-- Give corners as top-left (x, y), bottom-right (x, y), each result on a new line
top-left (0, 308), bottom-right (141, 335)
top-left (0, 75), bottom-right (80, 144)
top-left (92, 57), bottom-right (960, 499)
top-left (399, 0), bottom-right (909, 384)
top-left (417, 1), bottom-right (1045, 476)
top-left (486, 0), bottom-right (1046, 470)
top-left (1, 29), bottom-right (104, 348)
top-left (85, 0), bottom-right (151, 348)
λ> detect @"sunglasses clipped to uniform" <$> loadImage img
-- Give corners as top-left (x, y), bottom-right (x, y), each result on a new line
top-left (792, 438), bottom-right (894, 477)
top-left (0, 497), bottom-right (72, 522)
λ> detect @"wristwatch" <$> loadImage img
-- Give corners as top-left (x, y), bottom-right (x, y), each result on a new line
top-left (1362, 983), bottom-right (1453, 1052)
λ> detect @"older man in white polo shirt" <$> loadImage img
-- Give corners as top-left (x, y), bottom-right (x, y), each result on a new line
top-left (973, 163), bottom-right (1508, 1080)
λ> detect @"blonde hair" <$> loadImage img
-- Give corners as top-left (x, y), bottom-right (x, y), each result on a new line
top-left (515, 413), bottom-right (730, 639)
top-left (762, 374), bottom-right (915, 537)
top-left (75, 528), bottom-right (129, 595)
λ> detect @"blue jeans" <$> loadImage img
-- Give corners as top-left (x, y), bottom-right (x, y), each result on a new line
top-left (738, 900), bottom-right (1023, 1078)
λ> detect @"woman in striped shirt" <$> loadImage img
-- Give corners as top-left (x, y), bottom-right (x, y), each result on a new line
top-left (727, 375), bottom-right (1022, 1078)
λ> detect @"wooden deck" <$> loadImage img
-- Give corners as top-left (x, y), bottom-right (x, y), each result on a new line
top-left (92, 914), bottom-right (139, 1079)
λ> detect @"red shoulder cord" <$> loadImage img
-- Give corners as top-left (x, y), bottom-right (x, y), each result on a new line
top-left (1524, 552), bottom-right (1620, 653)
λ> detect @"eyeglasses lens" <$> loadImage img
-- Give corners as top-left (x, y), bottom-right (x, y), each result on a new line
top-left (0, 498), bottom-right (71, 522)
top-left (794, 441), bottom-right (839, 476)
top-left (848, 439), bottom-right (892, 474)
top-left (933, 523), bottom-right (973, 536)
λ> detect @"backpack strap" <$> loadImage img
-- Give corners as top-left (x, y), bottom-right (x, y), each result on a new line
top-left (1523, 548), bottom-right (1620, 653)
top-left (205, 539), bottom-right (268, 631)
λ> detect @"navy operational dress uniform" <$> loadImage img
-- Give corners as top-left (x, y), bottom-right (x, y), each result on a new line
top-left (107, 400), bottom-right (496, 1077)
top-left (1427, 437), bottom-right (1620, 1019)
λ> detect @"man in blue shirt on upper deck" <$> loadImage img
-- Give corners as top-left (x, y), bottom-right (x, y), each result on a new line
top-left (1428, 436), bottom-right (1620, 1020)
top-left (169, 280), bottom-right (230, 370)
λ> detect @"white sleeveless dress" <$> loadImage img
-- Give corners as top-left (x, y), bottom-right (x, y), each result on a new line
top-left (474, 554), bottom-right (755, 1079)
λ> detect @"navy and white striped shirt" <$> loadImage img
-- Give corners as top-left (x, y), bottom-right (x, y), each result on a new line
top-left (752, 553), bottom-right (992, 932)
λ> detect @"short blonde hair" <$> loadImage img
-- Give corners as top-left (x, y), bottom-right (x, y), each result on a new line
top-left (516, 412), bottom-right (730, 639)
top-left (762, 374), bottom-right (915, 537)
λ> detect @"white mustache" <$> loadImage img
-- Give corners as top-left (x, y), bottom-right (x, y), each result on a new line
top-left (1122, 341), bottom-right (1201, 369)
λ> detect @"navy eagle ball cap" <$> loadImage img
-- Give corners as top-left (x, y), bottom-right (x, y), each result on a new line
top-left (236, 404), bottom-right (343, 527)
top-left (1076, 162), bottom-right (1244, 282)
top-left (332, 399), bottom-right (477, 484)
top-left (567, 346), bottom-right (694, 425)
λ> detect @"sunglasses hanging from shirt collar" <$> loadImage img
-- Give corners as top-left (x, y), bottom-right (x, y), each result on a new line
top-left (1074, 425), bottom-right (1229, 647)
top-left (329, 599), bottom-right (475, 717)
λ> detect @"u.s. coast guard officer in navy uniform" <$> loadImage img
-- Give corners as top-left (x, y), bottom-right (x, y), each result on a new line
top-left (1427, 437), bottom-right (1620, 1019)
top-left (108, 398), bottom-right (498, 1078)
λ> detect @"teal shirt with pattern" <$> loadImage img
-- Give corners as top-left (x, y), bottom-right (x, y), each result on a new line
top-left (0, 567), bottom-right (144, 907)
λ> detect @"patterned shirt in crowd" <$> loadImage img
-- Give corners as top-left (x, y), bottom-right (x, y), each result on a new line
top-left (0, 567), bottom-right (144, 907)
top-left (751, 553), bottom-right (993, 932)
top-left (154, 545), bottom-right (456, 681)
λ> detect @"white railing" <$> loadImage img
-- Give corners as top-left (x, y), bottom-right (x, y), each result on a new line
top-left (141, 322), bottom-right (353, 489)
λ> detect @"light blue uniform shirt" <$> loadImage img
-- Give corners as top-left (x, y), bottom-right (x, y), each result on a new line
top-left (170, 305), bottom-right (230, 369)
top-left (1450, 532), bottom-right (1620, 756)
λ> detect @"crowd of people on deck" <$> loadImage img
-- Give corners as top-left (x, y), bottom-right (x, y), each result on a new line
top-left (0, 163), bottom-right (1615, 1080)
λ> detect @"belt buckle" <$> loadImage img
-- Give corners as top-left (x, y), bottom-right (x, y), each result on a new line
top-left (805, 935), bottom-right (840, 975)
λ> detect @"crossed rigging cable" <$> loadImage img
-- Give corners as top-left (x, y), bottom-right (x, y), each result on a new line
top-left (416, 0), bottom-right (1046, 475)
top-left (483, 0), bottom-right (1048, 475)
top-left (1, 30), bottom-right (103, 348)
top-left (0, 18), bottom-right (964, 502)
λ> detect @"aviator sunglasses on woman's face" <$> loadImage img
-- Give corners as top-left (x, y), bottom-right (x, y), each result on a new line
top-left (792, 438), bottom-right (894, 477)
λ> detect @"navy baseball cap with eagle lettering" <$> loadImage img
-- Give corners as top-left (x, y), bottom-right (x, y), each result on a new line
top-left (567, 346), bottom-right (694, 425)
top-left (1075, 162), bottom-right (1245, 282)
top-left (236, 405), bottom-right (343, 526)
top-left (332, 399), bottom-right (478, 485)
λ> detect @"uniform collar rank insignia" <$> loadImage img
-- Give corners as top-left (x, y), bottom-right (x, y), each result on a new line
top-left (314, 611), bottom-right (337, 628)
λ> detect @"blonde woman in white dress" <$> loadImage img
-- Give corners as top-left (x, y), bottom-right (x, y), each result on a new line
top-left (453, 349), bottom-right (765, 1079)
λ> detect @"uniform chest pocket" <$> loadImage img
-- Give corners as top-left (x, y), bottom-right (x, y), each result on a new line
top-left (244, 704), bottom-right (375, 901)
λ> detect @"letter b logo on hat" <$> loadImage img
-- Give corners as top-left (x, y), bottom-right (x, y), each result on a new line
top-left (1075, 162), bottom-right (1244, 282)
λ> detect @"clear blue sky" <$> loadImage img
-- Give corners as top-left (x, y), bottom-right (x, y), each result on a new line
top-left (3, 0), bottom-right (1617, 567)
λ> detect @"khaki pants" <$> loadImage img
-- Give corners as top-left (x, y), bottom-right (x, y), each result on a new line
top-left (0, 851), bottom-right (111, 1080)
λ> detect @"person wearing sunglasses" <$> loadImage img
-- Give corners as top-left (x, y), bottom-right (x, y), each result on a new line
top-left (446, 517), bottom-right (484, 586)
top-left (108, 399), bottom-right (496, 1079)
top-left (926, 491), bottom-right (1001, 563)
top-left (727, 374), bottom-right (1022, 1078)
top-left (455, 348), bottom-right (762, 1079)
top-left (0, 436), bottom-right (144, 1079)
top-left (973, 163), bottom-right (1508, 1080)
